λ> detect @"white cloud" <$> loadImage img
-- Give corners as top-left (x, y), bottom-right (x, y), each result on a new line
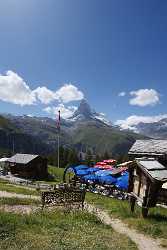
top-left (34, 84), bottom-right (84, 104)
top-left (43, 104), bottom-right (77, 119)
top-left (116, 114), bottom-right (167, 131)
top-left (0, 70), bottom-right (84, 106)
top-left (118, 91), bottom-right (126, 97)
top-left (33, 86), bottom-right (55, 104)
top-left (129, 88), bottom-right (159, 107)
top-left (0, 71), bottom-right (36, 106)
top-left (55, 84), bottom-right (84, 103)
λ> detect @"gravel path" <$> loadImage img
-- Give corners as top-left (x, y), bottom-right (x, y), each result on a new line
top-left (0, 190), bottom-right (40, 200)
top-left (85, 203), bottom-right (166, 250)
top-left (0, 204), bottom-right (37, 214)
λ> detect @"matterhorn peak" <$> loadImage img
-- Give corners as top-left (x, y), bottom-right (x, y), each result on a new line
top-left (73, 99), bottom-right (93, 118)
top-left (67, 99), bottom-right (111, 126)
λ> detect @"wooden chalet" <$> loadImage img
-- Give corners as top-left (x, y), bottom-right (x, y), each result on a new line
top-left (8, 154), bottom-right (48, 179)
top-left (128, 140), bottom-right (167, 217)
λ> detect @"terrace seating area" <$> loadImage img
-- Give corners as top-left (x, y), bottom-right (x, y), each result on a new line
top-left (63, 159), bottom-right (132, 200)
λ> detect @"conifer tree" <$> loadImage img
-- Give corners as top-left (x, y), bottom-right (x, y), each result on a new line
top-left (85, 149), bottom-right (93, 165)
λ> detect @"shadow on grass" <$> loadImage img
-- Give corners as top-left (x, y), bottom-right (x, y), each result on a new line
top-left (148, 213), bottom-right (167, 222)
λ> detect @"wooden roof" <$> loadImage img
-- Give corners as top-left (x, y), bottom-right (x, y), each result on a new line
top-left (0, 157), bottom-right (9, 162)
top-left (129, 139), bottom-right (167, 155)
top-left (136, 158), bottom-right (167, 182)
top-left (8, 154), bottom-right (39, 165)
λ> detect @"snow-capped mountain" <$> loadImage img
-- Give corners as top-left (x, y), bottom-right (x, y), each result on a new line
top-left (118, 117), bottom-right (167, 139)
top-left (67, 99), bottom-right (112, 126)
top-left (134, 118), bottom-right (167, 139)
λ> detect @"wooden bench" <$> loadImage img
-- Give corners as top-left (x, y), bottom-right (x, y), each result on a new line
top-left (41, 186), bottom-right (86, 210)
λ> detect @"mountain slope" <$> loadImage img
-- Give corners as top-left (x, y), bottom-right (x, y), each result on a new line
top-left (0, 115), bottom-right (19, 132)
top-left (0, 115), bottom-right (51, 156)
top-left (0, 100), bottom-right (148, 156)
top-left (71, 120), bottom-right (146, 156)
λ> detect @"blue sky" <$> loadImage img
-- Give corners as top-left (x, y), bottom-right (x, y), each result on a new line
top-left (0, 0), bottom-right (167, 128)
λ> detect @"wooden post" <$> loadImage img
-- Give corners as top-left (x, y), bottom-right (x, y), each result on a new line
top-left (58, 133), bottom-right (60, 168)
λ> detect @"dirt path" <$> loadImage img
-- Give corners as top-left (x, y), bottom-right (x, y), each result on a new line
top-left (0, 204), bottom-right (37, 214)
top-left (85, 203), bottom-right (166, 250)
top-left (0, 190), bottom-right (40, 200)
top-left (7, 183), bottom-right (37, 191)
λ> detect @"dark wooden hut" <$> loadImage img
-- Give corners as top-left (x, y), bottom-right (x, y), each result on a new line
top-left (8, 154), bottom-right (48, 179)
top-left (128, 158), bottom-right (167, 217)
top-left (128, 139), bottom-right (167, 217)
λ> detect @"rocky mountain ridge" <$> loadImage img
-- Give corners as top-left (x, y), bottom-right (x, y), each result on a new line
top-left (125, 118), bottom-right (167, 139)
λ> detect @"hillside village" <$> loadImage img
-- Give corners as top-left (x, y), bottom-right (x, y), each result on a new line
top-left (0, 137), bottom-right (167, 249)
top-left (1, 1), bottom-right (167, 249)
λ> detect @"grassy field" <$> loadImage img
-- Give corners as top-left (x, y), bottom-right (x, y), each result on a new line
top-left (0, 209), bottom-right (137, 250)
top-left (46, 167), bottom-right (167, 242)
top-left (86, 193), bottom-right (167, 241)
top-left (48, 165), bottom-right (65, 181)
top-left (0, 166), bottom-right (166, 247)
top-left (0, 180), bottom-right (39, 196)
top-left (0, 167), bottom-right (137, 249)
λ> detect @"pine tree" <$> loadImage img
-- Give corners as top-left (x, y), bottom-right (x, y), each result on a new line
top-left (67, 149), bottom-right (79, 165)
top-left (103, 150), bottom-right (110, 160)
top-left (63, 148), bottom-right (69, 167)
top-left (95, 154), bottom-right (101, 163)
top-left (85, 149), bottom-right (93, 165)
top-left (59, 146), bottom-right (64, 167)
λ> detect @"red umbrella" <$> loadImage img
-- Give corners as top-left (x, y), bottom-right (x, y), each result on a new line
top-left (103, 164), bottom-right (113, 168)
top-left (96, 162), bottom-right (107, 166)
top-left (97, 165), bottom-right (114, 170)
top-left (103, 159), bottom-right (117, 164)
top-left (94, 164), bottom-right (102, 168)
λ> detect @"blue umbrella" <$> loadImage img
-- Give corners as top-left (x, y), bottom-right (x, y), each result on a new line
top-left (75, 165), bottom-right (89, 170)
top-left (76, 167), bottom-right (101, 176)
top-left (98, 175), bottom-right (117, 185)
top-left (95, 170), bottom-right (113, 176)
top-left (87, 167), bottom-right (101, 173)
top-left (76, 169), bottom-right (90, 176)
top-left (115, 172), bottom-right (129, 190)
top-left (82, 174), bottom-right (99, 182)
